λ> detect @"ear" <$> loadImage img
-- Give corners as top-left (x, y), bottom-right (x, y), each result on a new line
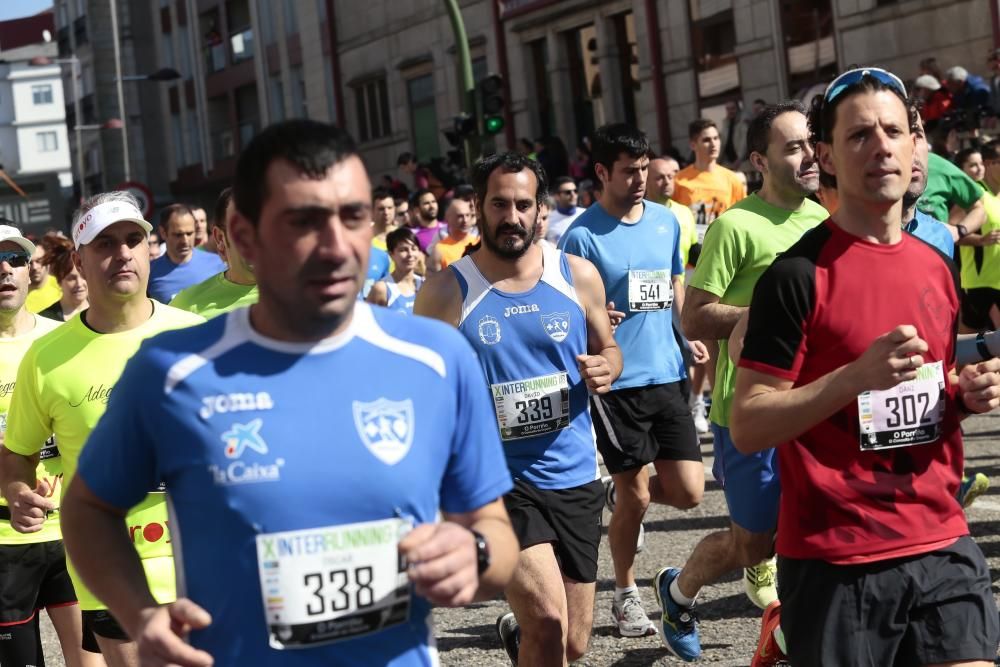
top-left (749, 151), bottom-right (767, 175)
top-left (816, 142), bottom-right (836, 180)
top-left (227, 211), bottom-right (258, 266)
top-left (212, 225), bottom-right (229, 264)
top-left (595, 162), bottom-right (610, 185)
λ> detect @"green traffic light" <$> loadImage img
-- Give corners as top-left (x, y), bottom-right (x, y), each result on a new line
top-left (485, 115), bottom-right (505, 134)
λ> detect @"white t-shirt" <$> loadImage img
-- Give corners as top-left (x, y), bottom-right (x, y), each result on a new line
top-left (546, 207), bottom-right (583, 244)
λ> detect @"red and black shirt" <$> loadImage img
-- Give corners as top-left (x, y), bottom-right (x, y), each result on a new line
top-left (739, 219), bottom-right (966, 564)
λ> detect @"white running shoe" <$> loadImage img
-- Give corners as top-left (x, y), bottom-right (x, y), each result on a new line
top-left (691, 398), bottom-right (710, 434)
top-left (610, 593), bottom-right (657, 638)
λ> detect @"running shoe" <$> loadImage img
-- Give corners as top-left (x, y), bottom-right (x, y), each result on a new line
top-left (751, 600), bottom-right (787, 667)
top-left (959, 472), bottom-right (990, 509)
top-left (496, 612), bottom-right (519, 666)
top-left (602, 475), bottom-right (645, 553)
top-left (744, 557), bottom-right (778, 610)
top-left (652, 567), bottom-right (701, 661)
top-left (691, 398), bottom-right (710, 434)
top-left (610, 593), bottom-right (657, 638)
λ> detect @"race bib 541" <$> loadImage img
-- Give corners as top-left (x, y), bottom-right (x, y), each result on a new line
top-left (628, 269), bottom-right (673, 312)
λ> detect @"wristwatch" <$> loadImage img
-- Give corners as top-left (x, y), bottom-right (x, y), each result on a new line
top-left (469, 528), bottom-right (490, 576)
top-left (956, 224), bottom-right (970, 239)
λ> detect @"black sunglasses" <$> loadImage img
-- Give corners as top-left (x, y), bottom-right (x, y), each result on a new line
top-left (0, 251), bottom-right (30, 268)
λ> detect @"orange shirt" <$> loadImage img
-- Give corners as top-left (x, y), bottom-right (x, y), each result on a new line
top-left (673, 164), bottom-right (747, 229)
top-left (434, 235), bottom-right (477, 269)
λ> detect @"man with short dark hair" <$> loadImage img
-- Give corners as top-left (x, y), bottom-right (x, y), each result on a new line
top-left (733, 67), bottom-right (1000, 667)
top-left (546, 176), bottom-right (584, 244)
top-left (410, 188), bottom-right (446, 252)
top-left (61, 121), bottom-right (519, 667)
top-left (560, 123), bottom-right (706, 641)
top-left (170, 188), bottom-right (257, 320)
top-left (417, 152), bottom-right (620, 666)
top-left (371, 187), bottom-right (396, 255)
top-left (148, 203), bottom-right (225, 303)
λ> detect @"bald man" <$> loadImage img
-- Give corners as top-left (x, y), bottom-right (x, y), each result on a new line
top-left (428, 199), bottom-right (477, 271)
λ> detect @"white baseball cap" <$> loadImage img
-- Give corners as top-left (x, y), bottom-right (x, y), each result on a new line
top-left (914, 75), bottom-right (941, 91)
top-left (72, 200), bottom-right (152, 249)
top-left (0, 224), bottom-right (35, 255)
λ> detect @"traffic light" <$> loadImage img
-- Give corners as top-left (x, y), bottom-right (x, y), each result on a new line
top-left (478, 74), bottom-right (505, 135)
top-left (444, 113), bottom-right (477, 147)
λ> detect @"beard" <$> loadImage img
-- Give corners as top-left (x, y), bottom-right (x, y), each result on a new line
top-left (481, 221), bottom-right (536, 259)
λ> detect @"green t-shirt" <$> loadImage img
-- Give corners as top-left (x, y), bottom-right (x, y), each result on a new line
top-left (0, 315), bottom-right (61, 545)
top-left (918, 152), bottom-right (982, 223)
top-left (170, 271), bottom-right (258, 319)
top-left (6, 302), bottom-right (203, 609)
top-left (960, 182), bottom-right (1000, 290)
top-left (689, 194), bottom-right (828, 427)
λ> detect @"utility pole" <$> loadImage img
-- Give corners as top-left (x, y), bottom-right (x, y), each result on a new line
top-left (443, 0), bottom-right (478, 167)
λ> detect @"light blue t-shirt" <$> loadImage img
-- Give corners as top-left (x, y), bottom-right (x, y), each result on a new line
top-left (385, 276), bottom-right (423, 314)
top-left (361, 247), bottom-right (391, 300)
top-left (148, 250), bottom-right (226, 303)
top-left (76, 302), bottom-right (512, 667)
top-left (905, 210), bottom-right (955, 258)
top-left (450, 245), bottom-right (599, 490)
top-left (559, 200), bottom-right (685, 390)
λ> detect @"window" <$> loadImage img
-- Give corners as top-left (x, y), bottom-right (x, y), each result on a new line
top-left (32, 85), bottom-right (53, 105)
top-left (407, 73), bottom-right (440, 159)
top-left (178, 26), bottom-right (193, 78)
top-left (161, 30), bottom-right (176, 68)
top-left (780, 0), bottom-right (837, 96)
top-left (36, 131), bottom-right (58, 152)
top-left (269, 76), bottom-right (284, 122)
top-left (352, 76), bottom-right (391, 142)
top-left (689, 2), bottom-right (739, 101)
top-left (290, 66), bottom-right (306, 118)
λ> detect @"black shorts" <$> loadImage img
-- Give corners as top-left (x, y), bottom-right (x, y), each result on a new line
top-left (503, 479), bottom-right (603, 583)
top-left (81, 608), bottom-right (130, 653)
top-left (590, 382), bottom-right (701, 474)
top-left (0, 540), bottom-right (77, 625)
top-left (961, 287), bottom-right (1000, 331)
top-left (779, 536), bottom-right (999, 666)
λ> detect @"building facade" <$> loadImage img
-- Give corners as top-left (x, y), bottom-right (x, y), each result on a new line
top-left (0, 13), bottom-right (72, 235)
top-left (134, 0), bottom-right (997, 206)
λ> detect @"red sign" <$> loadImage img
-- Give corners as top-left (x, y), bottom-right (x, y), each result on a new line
top-left (117, 180), bottom-right (154, 219)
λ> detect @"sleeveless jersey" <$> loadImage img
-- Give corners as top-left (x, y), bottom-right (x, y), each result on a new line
top-left (385, 275), bottom-right (423, 314)
top-left (451, 244), bottom-right (599, 490)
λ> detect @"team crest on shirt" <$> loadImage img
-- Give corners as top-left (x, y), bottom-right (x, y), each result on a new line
top-left (478, 315), bottom-right (501, 345)
top-left (540, 312), bottom-right (571, 342)
top-left (352, 398), bottom-right (414, 466)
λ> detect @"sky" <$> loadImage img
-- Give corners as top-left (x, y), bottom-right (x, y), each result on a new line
top-left (0, 0), bottom-right (53, 22)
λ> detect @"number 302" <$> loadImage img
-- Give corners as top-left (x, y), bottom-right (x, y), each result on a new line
top-left (303, 566), bottom-right (375, 616)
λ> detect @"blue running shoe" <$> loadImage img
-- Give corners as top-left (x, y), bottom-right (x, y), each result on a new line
top-left (653, 567), bottom-right (701, 661)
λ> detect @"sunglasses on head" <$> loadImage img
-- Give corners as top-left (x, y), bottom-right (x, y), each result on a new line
top-left (0, 251), bottom-right (29, 268)
top-left (823, 67), bottom-right (907, 104)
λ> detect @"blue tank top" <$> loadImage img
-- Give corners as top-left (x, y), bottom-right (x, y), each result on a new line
top-left (385, 275), bottom-right (423, 314)
top-left (451, 244), bottom-right (599, 490)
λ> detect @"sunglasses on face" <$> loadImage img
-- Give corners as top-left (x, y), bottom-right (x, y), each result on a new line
top-left (823, 67), bottom-right (907, 104)
top-left (0, 251), bottom-right (29, 268)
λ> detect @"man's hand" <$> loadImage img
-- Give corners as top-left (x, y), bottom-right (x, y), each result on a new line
top-left (399, 522), bottom-right (479, 607)
top-left (133, 600), bottom-right (213, 667)
top-left (577, 354), bottom-right (614, 394)
top-left (978, 230), bottom-right (1000, 246)
top-left (606, 301), bottom-right (625, 333)
top-left (959, 358), bottom-right (1000, 414)
top-left (689, 340), bottom-right (710, 365)
top-left (9, 478), bottom-right (55, 534)
top-left (847, 325), bottom-right (928, 392)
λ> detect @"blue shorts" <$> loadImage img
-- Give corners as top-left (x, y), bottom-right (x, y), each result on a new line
top-left (711, 423), bottom-right (780, 533)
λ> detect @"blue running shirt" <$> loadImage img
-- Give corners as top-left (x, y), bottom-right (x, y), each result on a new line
top-left (450, 245), bottom-right (599, 490)
top-left (386, 276), bottom-right (423, 314)
top-left (76, 302), bottom-right (512, 667)
top-left (559, 201), bottom-right (686, 389)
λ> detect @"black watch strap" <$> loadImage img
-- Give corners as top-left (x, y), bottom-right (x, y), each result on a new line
top-left (977, 331), bottom-right (992, 361)
top-left (470, 528), bottom-right (490, 576)
top-left (957, 224), bottom-right (970, 238)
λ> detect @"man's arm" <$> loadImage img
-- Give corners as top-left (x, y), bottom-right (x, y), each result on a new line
top-left (61, 476), bottom-right (213, 666)
top-left (0, 445), bottom-right (53, 533)
top-left (399, 498), bottom-right (517, 605)
top-left (568, 255), bottom-right (622, 392)
top-left (948, 196), bottom-right (986, 237)
top-left (681, 285), bottom-right (746, 341)
top-left (731, 325), bottom-right (929, 453)
top-left (426, 244), bottom-right (443, 273)
top-left (365, 280), bottom-right (389, 307)
top-left (413, 269), bottom-right (463, 326)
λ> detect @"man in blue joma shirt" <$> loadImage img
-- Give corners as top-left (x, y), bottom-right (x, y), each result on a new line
top-left (60, 120), bottom-right (519, 667)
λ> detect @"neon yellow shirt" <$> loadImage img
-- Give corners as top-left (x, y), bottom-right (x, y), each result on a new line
top-left (6, 302), bottom-right (203, 609)
top-left (170, 271), bottom-right (258, 320)
top-left (25, 275), bottom-right (61, 314)
top-left (668, 199), bottom-right (698, 270)
top-left (960, 183), bottom-right (1000, 290)
top-left (0, 314), bottom-right (62, 545)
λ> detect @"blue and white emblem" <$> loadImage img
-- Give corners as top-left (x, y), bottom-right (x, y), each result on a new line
top-left (541, 312), bottom-right (571, 342)
top-left (352, 398), bottom-right (414, 465)
top-left (222, 418), bottom-right (268, 459)
top-left (478, 314), bottom-right (501, 345)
